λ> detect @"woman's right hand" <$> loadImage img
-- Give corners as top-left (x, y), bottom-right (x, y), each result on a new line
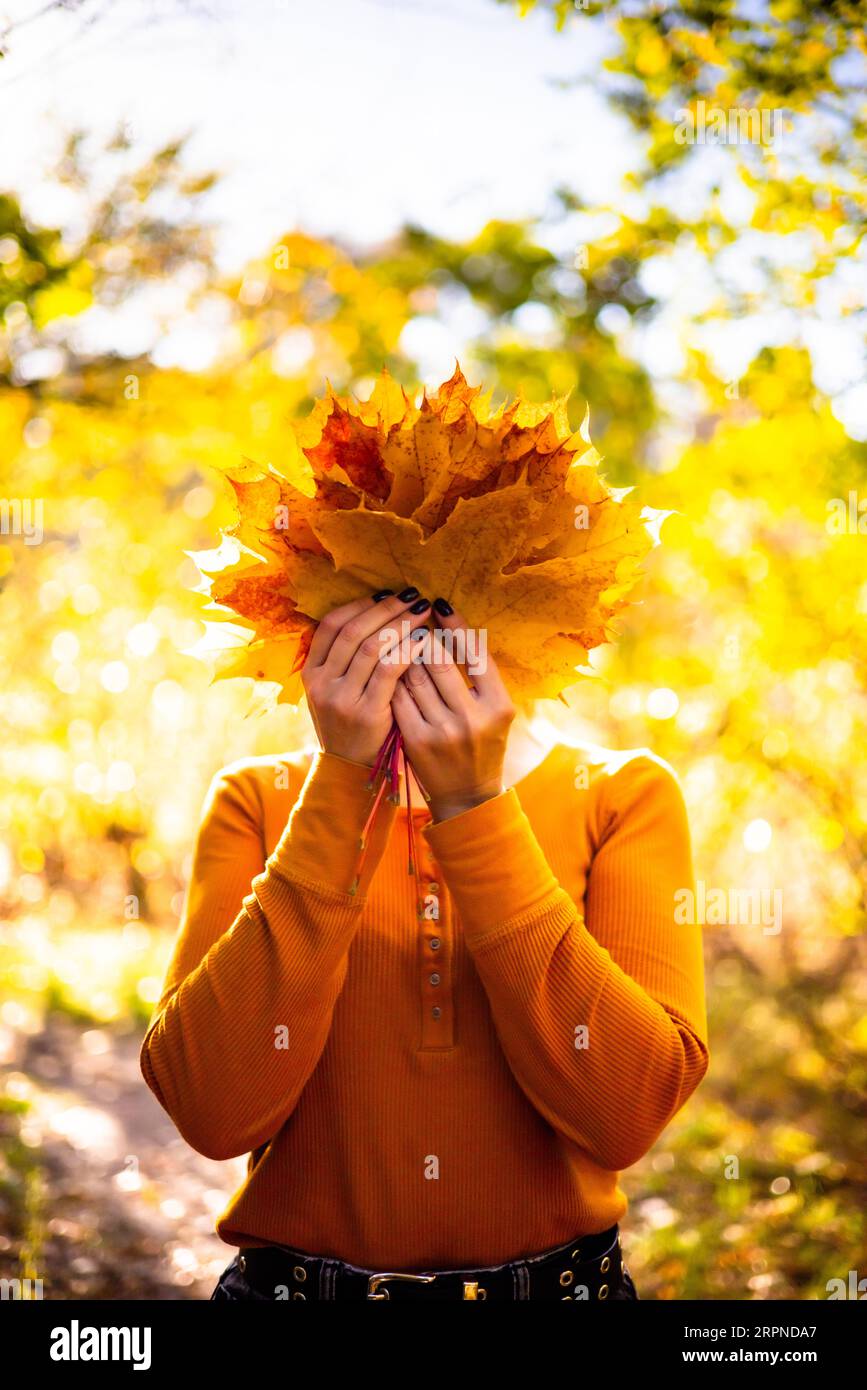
top-left (301, 589), bottom-right (432, 767)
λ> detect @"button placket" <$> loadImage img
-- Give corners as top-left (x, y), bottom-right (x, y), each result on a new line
top-left (417, 857), bottom-right (453, 1049)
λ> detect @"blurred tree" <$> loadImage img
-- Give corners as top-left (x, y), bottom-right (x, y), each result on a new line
top-left (0, 193), bottom-right (81, 327)
top-left (497, 0), bottom-right (867, 415)
top-left (0, 128), bottom-right (218, 393)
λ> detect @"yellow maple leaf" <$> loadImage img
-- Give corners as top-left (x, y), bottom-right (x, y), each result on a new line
top-left (188, 365), bottom-right (668, 707)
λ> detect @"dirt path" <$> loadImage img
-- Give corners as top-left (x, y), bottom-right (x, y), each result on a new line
top-left (5, 1015), bottom-right (246, 1300)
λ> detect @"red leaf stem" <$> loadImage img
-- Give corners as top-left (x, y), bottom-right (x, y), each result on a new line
top-left (348, 722), bottom-right (429, 916)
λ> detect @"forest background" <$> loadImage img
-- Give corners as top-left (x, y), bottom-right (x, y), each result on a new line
top-left (1, 0), bottom-right (865, 1299)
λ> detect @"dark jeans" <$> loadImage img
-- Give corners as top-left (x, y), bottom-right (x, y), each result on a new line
top-left (209, 1251), bottom-right (640, 1302)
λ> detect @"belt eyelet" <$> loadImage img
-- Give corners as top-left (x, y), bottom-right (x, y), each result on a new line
top-left (559, 1270), bottom-right (574, 1287)
top-left (598, 1283), bottom-right (609, 1300)
top-left (238, 1255), bottom-right (247, 1274)
top-left (600, 1256), bottom-right (611, 1274)
top-left (293, 1265), bottom-right (307, 1282)
top-left (292, 1290), bottom-right (306, 1300)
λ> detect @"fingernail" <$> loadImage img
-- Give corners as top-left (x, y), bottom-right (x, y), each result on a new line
top-left (398, 586), bottom-right (420, 602)
top-left (410, 627), bottom-right (429, 641)
top-left (372, 589), bottom-right (394, 602)
top-left (433, 596), bottom-right (453, 616)
top-left (409, 597), bottom-right (430, 614)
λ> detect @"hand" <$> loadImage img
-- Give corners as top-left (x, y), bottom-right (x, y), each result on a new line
top-left (390, 603), bottom-right (516, 822)
top-left (302, 590), bottom-right (432, 767)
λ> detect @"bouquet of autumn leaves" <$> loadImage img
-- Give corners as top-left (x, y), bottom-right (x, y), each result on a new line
top-left (189, 365), bottom-right (666, 892)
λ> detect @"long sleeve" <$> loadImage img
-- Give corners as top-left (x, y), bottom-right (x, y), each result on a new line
top-left (422, 754), bottom-right (709, 1172)
top-left (139, 750), bottom-right (396, 1161)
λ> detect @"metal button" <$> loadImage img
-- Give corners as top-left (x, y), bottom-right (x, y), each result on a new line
top-left (429, 937), bottom-right (441, 950)
top-left (432, 1006), bottom-right (442, 1019)
top-left (429, 973), bottom-right (441, 986)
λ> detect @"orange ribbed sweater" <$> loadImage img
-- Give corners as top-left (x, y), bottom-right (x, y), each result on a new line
top-left (140, 742), bottom-right (709, 1271)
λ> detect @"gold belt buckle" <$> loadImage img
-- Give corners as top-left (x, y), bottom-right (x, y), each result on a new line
top-left (367, 1272), bottom-right (436, 1300)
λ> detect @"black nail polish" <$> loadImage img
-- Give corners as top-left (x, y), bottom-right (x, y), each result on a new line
top-left (372, 589), bottom-right (394, 602)
top-left (410, 627), bottom-right (429, 641)
top-left (409, 597), bottom-right (431, 614)
top-left (433, 596), bottom-right (453, 616)
top-left (398, 586), bottom-right (420, 602)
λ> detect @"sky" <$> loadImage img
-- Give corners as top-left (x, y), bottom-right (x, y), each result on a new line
top-left (0, 0), bottom-right (627, 261)
top-left (0, 0), bottom-right (865, 435)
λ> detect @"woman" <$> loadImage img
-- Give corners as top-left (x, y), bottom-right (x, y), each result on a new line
top-left (140, 587), bottom-right (709, 1302)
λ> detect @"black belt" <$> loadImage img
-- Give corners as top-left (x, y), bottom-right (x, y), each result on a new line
top-left (237, 1225), bottom-right (624, 1301)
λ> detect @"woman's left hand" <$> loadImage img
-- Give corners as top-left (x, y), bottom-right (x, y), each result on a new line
top-left (390, 604), bottom-right (516, 823)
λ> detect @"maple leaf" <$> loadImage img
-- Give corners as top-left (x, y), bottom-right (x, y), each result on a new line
top-left (188, 365), bottom-right (669, 708)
